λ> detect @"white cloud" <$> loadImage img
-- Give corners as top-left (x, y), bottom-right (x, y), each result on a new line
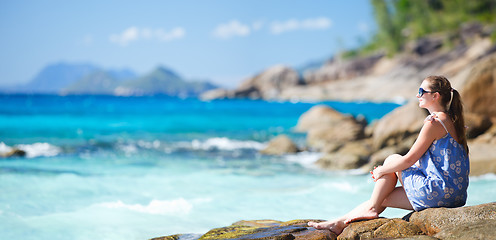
top-left (156, 27), bottom-right (185, 41)
top-left (212, 20), bottom-right (251, 39)
top-left (109, 26), bottom-right (185, 46)
top-left (270, 17), bottom-right (332, 35)
top-left (109, 26), bottom-right (139, 46)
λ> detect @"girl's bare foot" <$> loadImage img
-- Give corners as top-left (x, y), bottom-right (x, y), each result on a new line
top-left (308, 220), bottom-right (346, 235)
top-left (344, 207), bottom-right (380, 224)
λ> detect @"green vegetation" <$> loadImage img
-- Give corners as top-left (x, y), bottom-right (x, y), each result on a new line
top-left (349, 0), bottom-right (496, 57)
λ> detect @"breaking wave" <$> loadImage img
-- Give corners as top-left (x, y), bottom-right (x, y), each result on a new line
top-left (0, 142), bottom-right (61, 158)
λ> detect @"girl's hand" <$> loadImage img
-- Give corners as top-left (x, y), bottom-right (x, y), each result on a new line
top-left (370, 166), bottom-right (384, 182)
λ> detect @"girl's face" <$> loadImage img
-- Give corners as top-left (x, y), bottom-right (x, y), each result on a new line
top-left (417, 80), bottom-right (435, 109)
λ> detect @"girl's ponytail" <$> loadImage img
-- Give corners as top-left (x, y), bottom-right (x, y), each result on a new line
top-left (449, 89), bottom-right (469, 154)
top-left (426, 75), bottom-right (469, 153)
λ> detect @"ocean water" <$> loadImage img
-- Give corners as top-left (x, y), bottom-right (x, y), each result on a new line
top-left (0, 94), bottom-right (494, 240)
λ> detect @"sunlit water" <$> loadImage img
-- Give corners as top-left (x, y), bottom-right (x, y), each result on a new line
top-left (0, 95), bottom-right (494, 240)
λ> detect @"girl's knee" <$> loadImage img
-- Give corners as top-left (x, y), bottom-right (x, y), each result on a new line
top-left (384, 154), bottom-right (401, 165)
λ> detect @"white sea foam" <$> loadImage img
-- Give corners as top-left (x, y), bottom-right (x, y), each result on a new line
top-left (117, 143), bottom-right (138, 155)
top-left (137, 140), bottom-right (161, 149)
top-left (3, 142), bottom-right (62, 158)
top-left (191, 137), bottom-right (265, 151)
top-left (284, 151), bottom-right (322, 167)
top-left (98, 198), bottom-right (194, 215)
top-left (0, 142), bottom-right (12, 154)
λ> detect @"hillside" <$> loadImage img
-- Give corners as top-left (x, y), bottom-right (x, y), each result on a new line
top-left (202, 1), bottom-right (496, 104)
top-left (4, 63), bottom-right (218, 97)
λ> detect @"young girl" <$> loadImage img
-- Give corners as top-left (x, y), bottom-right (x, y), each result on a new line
top-left (308, 75), bottom-right (470, 235)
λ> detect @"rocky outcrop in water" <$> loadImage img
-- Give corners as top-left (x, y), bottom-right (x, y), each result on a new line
top-left (201, 65), bottom-right (302, 100)
top-left (259, 135), bottom-right (300, 155)
top-left (152, 202), bottom-right (496, 240)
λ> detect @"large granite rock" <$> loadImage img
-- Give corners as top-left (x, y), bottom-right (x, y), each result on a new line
top-left (152, 203), bottom-right (496, 240)
top-left (461, 53), bottom-right (496, 118)
top-left (197, 220), bottom-right (336, 240)
top-left (433, 219), bottom-right (496, 240)
top-left (200, 65), bottom-right (301, 100)
top-left (295, 105), bottom-right (364, 150)
top-left (372, 101), bottom-right (428, 150)
top-left (260, 135), bottom-right (300, 155)
top-left (303, 53), bottom-right (384, 84)
top-left (408, 202), bottom-right (496, 236)
top-left (464, 113), bottom-right (493, 139)
top-left (472, 123), bottom-right (496, 144)
top-left (240, 65), bottom-right (302, 100)
top-left (338, 218), bottom-right (423, 240)
top-left (316, 140), bottom-right (373, 170)
top-left (466, 142), bottom-right (496, 176)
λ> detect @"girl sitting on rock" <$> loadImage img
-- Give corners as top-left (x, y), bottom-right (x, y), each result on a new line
top-left (309, 75), bottom-right (470, 235)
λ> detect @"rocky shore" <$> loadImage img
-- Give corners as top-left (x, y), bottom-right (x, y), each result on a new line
top-left (205, 23), bottom-right (496, 176)
top-left (152, 202), bottom-right (496, 240)
top-left (201, 23), bottom-right (495, 104)
top-left (148, 25), bottom-right (496, 240)
top-left (256, 51), bottom-right (496, 174)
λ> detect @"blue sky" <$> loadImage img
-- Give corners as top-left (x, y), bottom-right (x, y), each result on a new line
top-left (0, 0), bottom-right (376, 88)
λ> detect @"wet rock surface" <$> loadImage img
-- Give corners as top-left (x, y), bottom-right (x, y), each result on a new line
top-left (153, 203), bottom-right (496, 240)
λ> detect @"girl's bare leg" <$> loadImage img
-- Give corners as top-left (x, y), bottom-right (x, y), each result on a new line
top-left (308, 155), bottom-right (408, 234)
top-left (308, 172), bottom-right (397, 234)
top-left (344, 171), bottom-right (398, 223)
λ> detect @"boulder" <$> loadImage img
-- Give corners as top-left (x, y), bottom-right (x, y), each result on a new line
top-left (472, 119), bottom-right (496, 144)
top-left (316, 152), bottom-right (366, 170)
top-left (464, 113), bottom-right (493, 139)
top-left (363, 135), bottom-right (416, 171)
top-left (316, 140), bottom-right (373, 170)
top-left (467, 142), bottom-right (496, 176)
top-left (408, 202), bottom-right (496, 236)
top-left (234, 65), bottom-right (301, 100)
top-left (197, 219), bottom-right (336, 240)
top-left (295, 105), bottom-right (354, 132)
top-left (200, 88), bottom-right (231, 100)
top-left (461, 52), bottom-right (496, 118)
top-left (433, 219), bottom-right (496, 240)
top-left (260, 135), bottom-right (300, 155)
top-left (306, 124), bottom-right (364, 150)
top-left (303, 54), bottom-right (384, 84)
top-left (295, 105), bottom-right (364, 150)
top-left (152, 203), bottom-right (496, 240)
top-left (372, 101), bottom-right (428, 150)
top-left (338, 218), bottom-right (422, 240)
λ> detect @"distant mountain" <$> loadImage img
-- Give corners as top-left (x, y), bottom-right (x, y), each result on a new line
top-left (4, 62), bottom-right (218, 97)
top-left (61, 70), bottom-right (120, 95)
top-left (106, 68), bottom-right (137, 81)
top-left (24, 62), bottom-right (99, 93)
top-left (114, 66), bottom-right (218, 97)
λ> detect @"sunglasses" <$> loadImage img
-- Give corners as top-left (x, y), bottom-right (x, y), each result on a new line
top-left (418, 88), bottom-right (437, 97)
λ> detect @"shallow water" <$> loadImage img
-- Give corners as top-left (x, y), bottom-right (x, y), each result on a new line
top-left (0, 95), bottom-right (493, 240)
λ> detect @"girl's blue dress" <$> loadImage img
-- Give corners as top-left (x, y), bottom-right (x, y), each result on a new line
top-left (401, 116), bottom-right (469, 211)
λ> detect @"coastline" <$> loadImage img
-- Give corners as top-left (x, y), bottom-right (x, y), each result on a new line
top-left (152, 202), bottom-right (496, 240)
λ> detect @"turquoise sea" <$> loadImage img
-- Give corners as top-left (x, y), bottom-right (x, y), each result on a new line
top-left (1, 94), bottom-right (495, 240)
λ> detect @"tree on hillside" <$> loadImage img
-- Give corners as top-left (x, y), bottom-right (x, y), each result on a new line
top-left (368, 0), bottom-right (496, 55)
